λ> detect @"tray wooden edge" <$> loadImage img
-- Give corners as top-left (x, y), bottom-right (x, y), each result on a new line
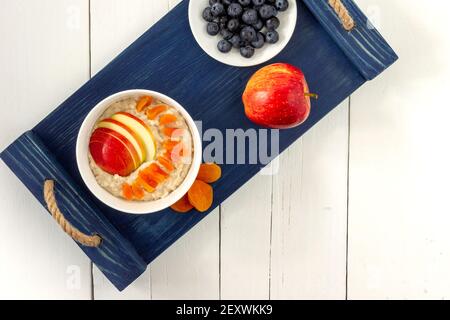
top-left (0, 131), bottom-right (147, 291)
top-left (303, 0), bottom-right (398, 80)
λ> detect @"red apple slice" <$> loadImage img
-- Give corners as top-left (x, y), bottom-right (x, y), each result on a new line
top-left (111, 112), bottom-right (156, 161)
top-left (89, 127), bottom-right (139, 176)
top-left (98, 118), bottom-right (146, 163)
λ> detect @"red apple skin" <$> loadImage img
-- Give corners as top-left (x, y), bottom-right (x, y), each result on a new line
top-left (243, 63), bottom-right (311, 129)
top-left (89, 127), bottom-right (138, 177)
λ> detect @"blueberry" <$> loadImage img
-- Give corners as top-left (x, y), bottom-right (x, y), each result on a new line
top-left (266, 17), bottom-right (280, 30)
top-left (207, 22), bottom-right (220, 36)
top-left (229, 34), bottom-right (242, 48)
top-left (275, 0), bottom-right (289, 12)
top-left (240, 25), bottom-right (257, 42)
top-left (222, 0), bottom-right (233, 5)
top-left (242, 9), bottom-right (258, 25)
top-left (218, 15), bottom-right (228, 29)
top-left (265, 30), bottom-right (279, 43)
top-left (202, 7), bottom-right (214, 22)
top-left (211, 3), bottom-right (225, 16)
top-left (252, 0), bottom-right (265, 6)
top-left (252, 19), bottom-right (264, 31)
top-left (220, 28), bottom-right (234, 40)
top-left (209, 0), bottom-right (220, 5)
top-left (259, 5), bottom-right (277, 19)
top-left (227, 19), bottom-right (240, 32)
top-left (227, 3), bottom-right (243, 18)
top-left (218, 39), bottom-right (232, 53)
top-left (251, 32), bottom-right (265, 48)
top-left (239, 0), bottom-right (251, 6)
top-left (240, 45), bottom-right (255, 58)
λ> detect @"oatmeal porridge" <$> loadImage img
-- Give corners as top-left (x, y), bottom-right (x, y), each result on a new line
top-left (88, 95), bottom-right (193, 201)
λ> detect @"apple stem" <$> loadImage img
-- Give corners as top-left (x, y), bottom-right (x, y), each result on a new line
top-left (305, 93), bottom-right (319, 100)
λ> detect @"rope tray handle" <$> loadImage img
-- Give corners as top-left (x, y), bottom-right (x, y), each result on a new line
top-left (43, 180), bottom-right (102, 247)
top-left (328, 0), bottom-right (355, 31)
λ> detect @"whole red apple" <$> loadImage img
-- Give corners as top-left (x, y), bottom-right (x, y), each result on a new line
top-left (243, 63), bottom-right (315, 129)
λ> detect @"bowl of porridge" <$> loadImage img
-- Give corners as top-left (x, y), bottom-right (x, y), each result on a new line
top-left (76, 89), bottom-right (202, 214)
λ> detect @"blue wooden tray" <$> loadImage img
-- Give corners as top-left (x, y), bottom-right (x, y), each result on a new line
top-left (0, 0), bottom-right (397, 291)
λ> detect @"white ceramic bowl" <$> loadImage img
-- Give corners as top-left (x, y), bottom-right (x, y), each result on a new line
top-left (189, 0), bottom-right (297, 67)
top-left (76, 89), bottom-right (202, 214)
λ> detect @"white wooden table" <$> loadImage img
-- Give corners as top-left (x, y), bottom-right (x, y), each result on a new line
top-left (1, 0), bottom-right (450, 300)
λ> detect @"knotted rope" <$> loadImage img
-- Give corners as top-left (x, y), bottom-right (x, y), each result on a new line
top-left (328, 0), bottom-right (355, 31)
top-left (43, 180), bottom-right (102, 247)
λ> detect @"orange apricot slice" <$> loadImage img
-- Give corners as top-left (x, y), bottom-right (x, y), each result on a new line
top-left (157, 156), bottom-right (175, 172)
top-left (148, 163), bottom-right (169, 177)
top-left (159, 114), bottom-right (177, 125)
top-left (142, 164), bottom-right (167, 183)
top-left (136, 176), bottom-right (155, 193)
top-left (163, 140), bottom-right (181, 151)
top-left (122, 183), bottom-right (134, 200)
top-left (188, 180), bottom-right (213, 213)
top-left (162, 127), bottom-right (183, 138)
top-left (131, 181), bottom-right (145, 200)
top-left (136, 96), bottom-right (153, 112)
top-left (197, 163), bottom-right (222, 183)
top-left (146, 105), bottom-right (168, 120)
top-left (138, 171), bottom-right (159, 188)
top-left (171, 194), bottom-right (194, 213)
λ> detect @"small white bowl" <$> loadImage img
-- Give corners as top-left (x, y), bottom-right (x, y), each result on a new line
top-left (76, 89), bottom-right (202, 215)
top-left (189, 0), bottom-right (297, 67)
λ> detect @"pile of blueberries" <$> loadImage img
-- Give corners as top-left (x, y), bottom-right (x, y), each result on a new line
top-left (202, 0), bottom-right (290, 58)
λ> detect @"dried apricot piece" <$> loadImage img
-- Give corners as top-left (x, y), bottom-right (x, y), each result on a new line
top-left (159, 114), bottom-right (177, 125)
top-left (148, 163), bottom-right (169, 177)
top-left (146, 105), bottom-right (168, 120)
top-left (136, 176), bottom-right (155, 193)
top-left (131, 181), bottom-right (145, 200)
top-left (136, 96), bottom-right (153, 112)
top-left (122, 183), bottom-right (134, 200)
top-left (163, 140), bottom-right (181, 151)
top-left (142, 164), bottom-right (167, 183)
top-left (139, 171), bottom-right (159, 189)
top-left (171, 194), bottom-right (194, 213)
top-left (197, 163), bottom-right (222, 183)
top-left (157, 156), bottom-right (175, 172)
top-left (162, 127), bottom-right (183, 138)
top-left (188, 180), bottom-right (213, 213)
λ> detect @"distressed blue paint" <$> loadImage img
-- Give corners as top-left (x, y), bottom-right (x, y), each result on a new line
top-left (0, 0), bottom-right (397, 291)
top-left (303, 0), bottom-right (398, 80)
top-left (1, 132), bottom-right (147, 291)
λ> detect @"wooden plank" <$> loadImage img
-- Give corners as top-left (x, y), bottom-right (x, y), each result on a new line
top-left (149, 0), bottom-right (220, 300)
top-left (0, 0), bottom-right (92, 299)
top-left (348, 0), bottom-right (450, 299)
top-left (270, 103), bottom-right (349, 299)
top-left (90, 0), bottom-right (177, 75)
top-left (91, 0), bottom-right (220, 299)
top-left (90, 0), bottom-right (171, 299)
top-left (150, 0), bottom-right (220, 301)
top-left (150, 210), bottom-right (219, 300)
top-left (303, 0), bottom-right (398, 80)
top-left (220, 174), bottom-right (272, 299)
top-left (1, 132), bottom-right (147, 291)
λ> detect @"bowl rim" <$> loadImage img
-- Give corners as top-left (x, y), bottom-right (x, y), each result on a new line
top-left (188, 0), bottom-right (298, 67)
top-left (76, 89), bottom-right (202, 215)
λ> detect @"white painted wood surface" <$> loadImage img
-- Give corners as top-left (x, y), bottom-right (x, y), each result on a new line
top-left (0, 0), bottom-right (92, 299)
top-left (1, 0), bottom-right (450, 300)
top-left (348, 0), bottom-right (450, 300)
top-left (270, 104), bottom-right (348, 300)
